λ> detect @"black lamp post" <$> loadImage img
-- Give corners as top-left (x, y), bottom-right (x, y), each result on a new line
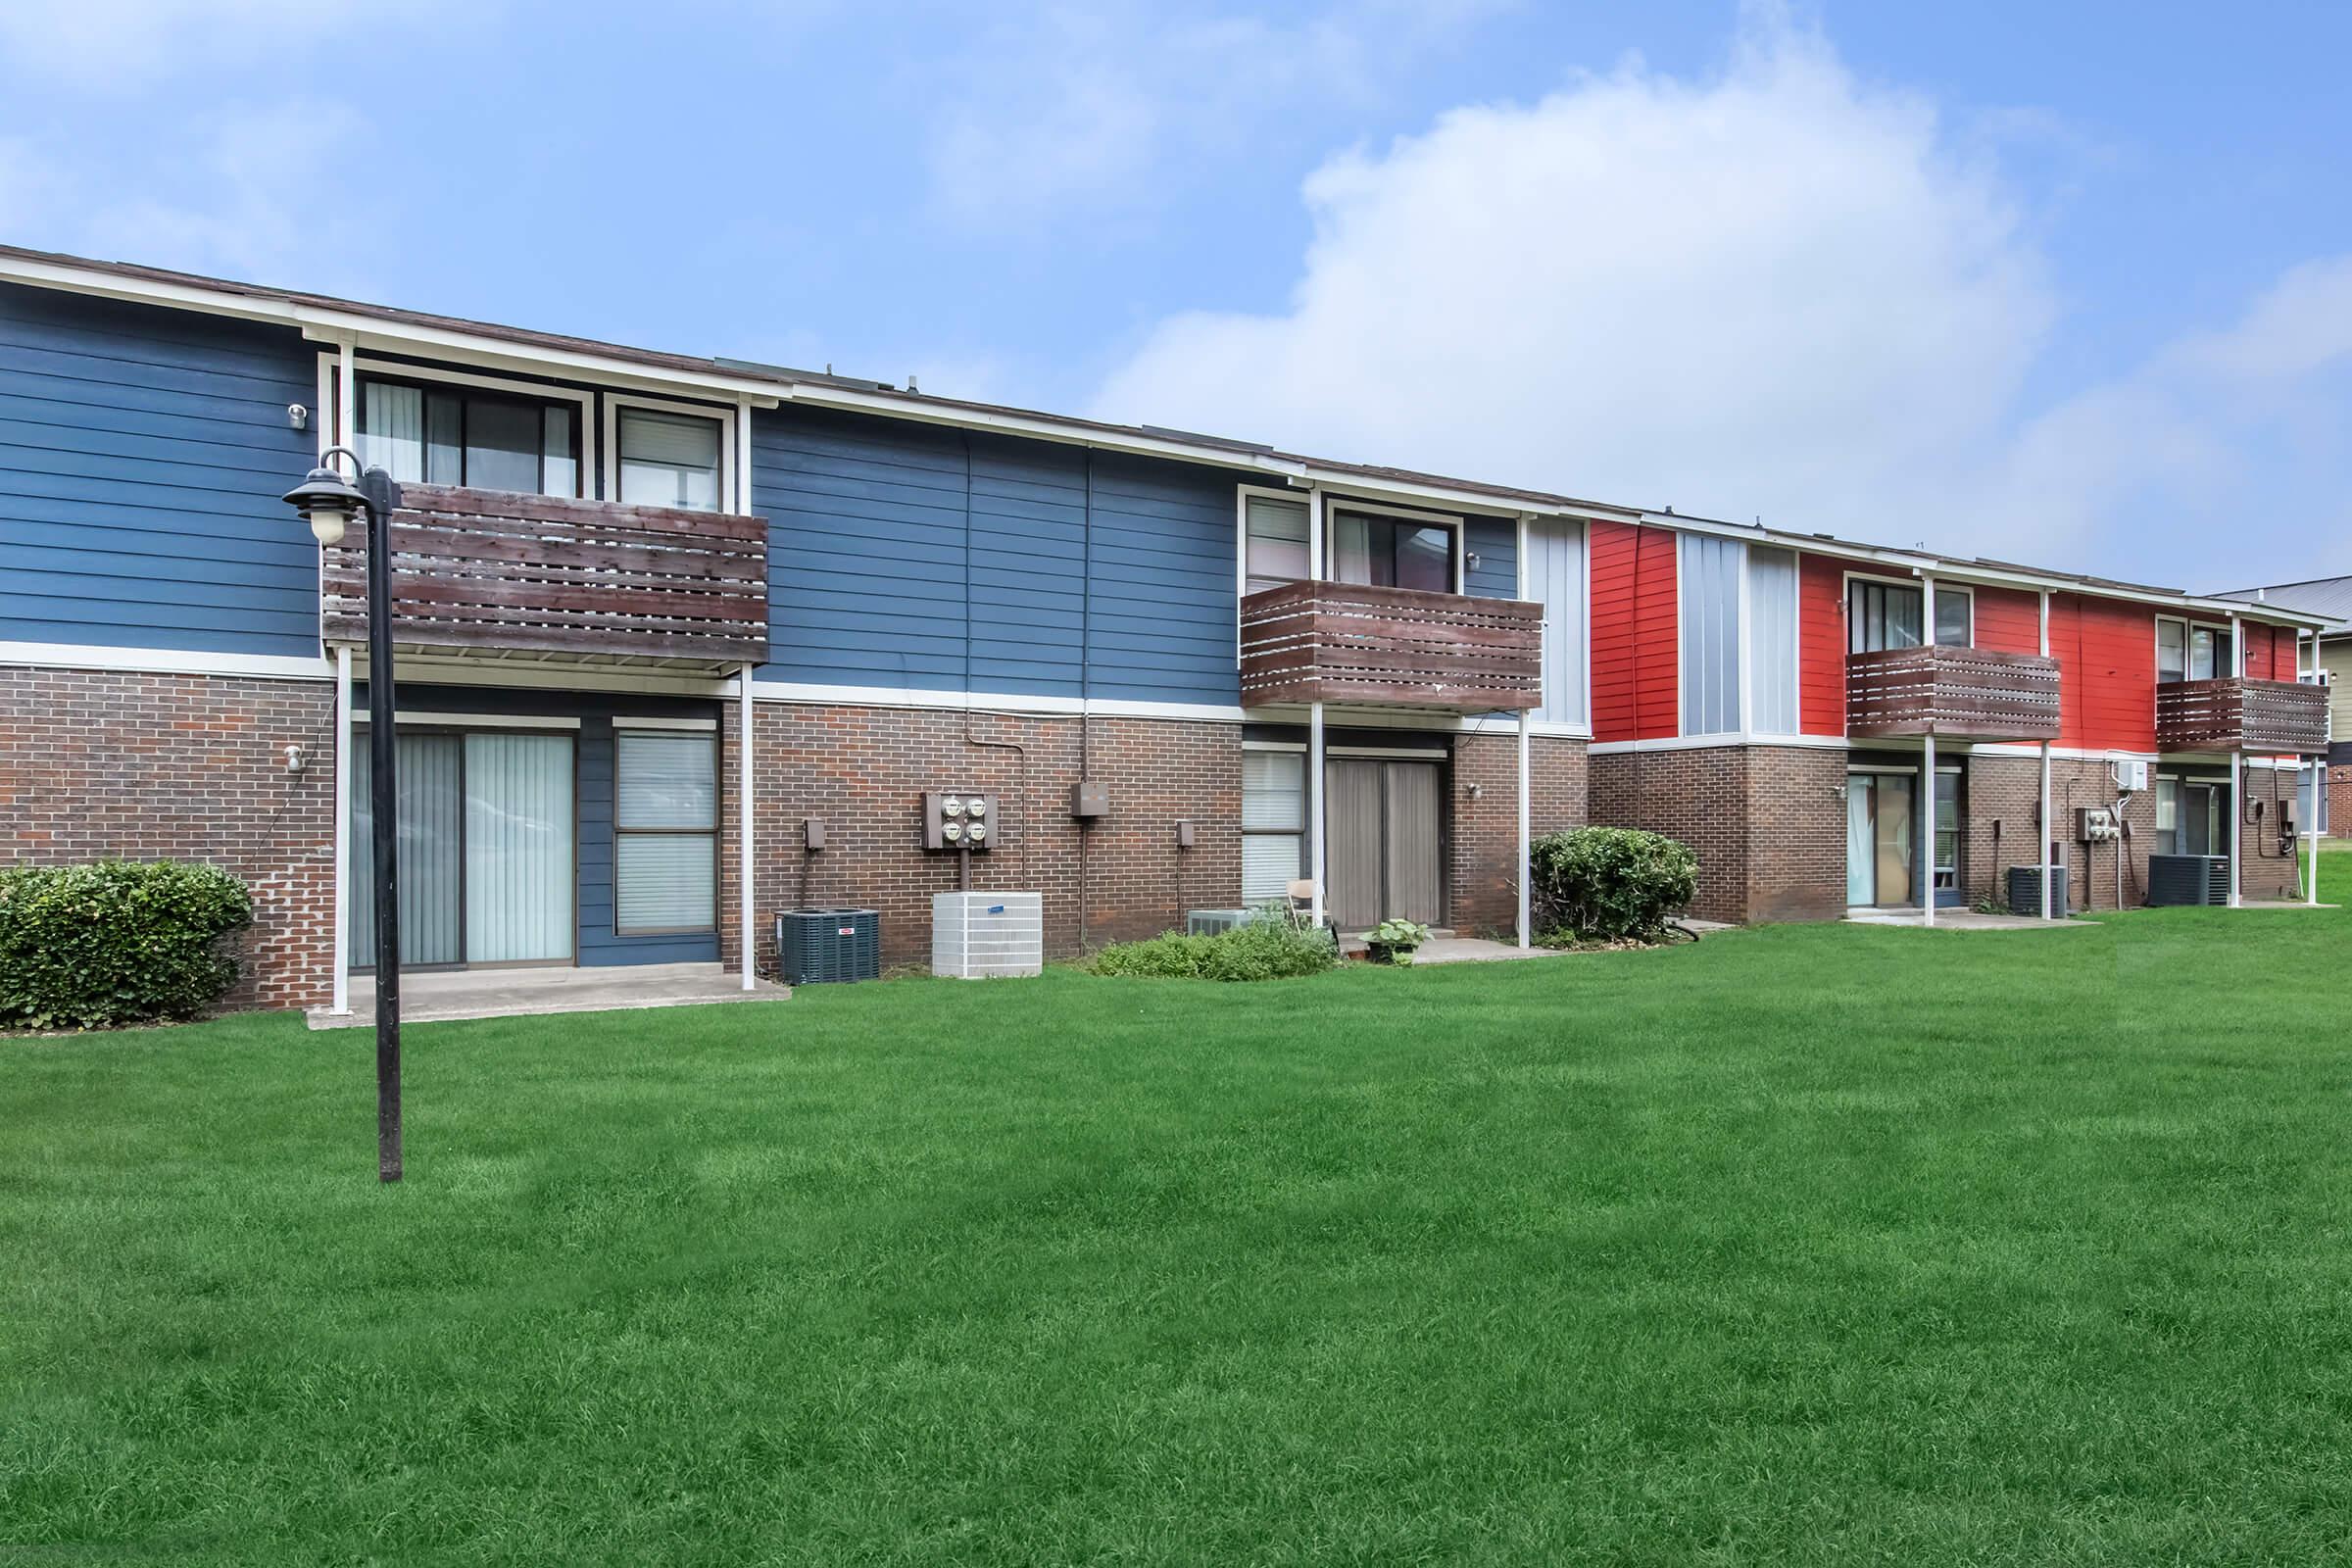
top-left (284, 446), bottom-right (406, 1183)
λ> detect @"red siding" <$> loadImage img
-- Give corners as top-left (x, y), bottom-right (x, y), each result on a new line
top-left (2048, 593), bottom-right (2156, 753)
top-left (1798, 552), bottom-right (1845, 735)
top-left (1972, 585), bottom-right (2041, 656)
top-left (1590, 520), bottom-right (1678, 742)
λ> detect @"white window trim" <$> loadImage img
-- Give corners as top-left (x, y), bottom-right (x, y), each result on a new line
top-left (612, 725), bottom-right (720, 937)
top-left (603, 392), bottom-right (738, 514)
top-left (2156, 612), bottom-right (2239, 683)
top-left (318, 351), bottom-right (596, 496)
top-left (1934, 582), bottom-right (1975, 647)
top-left (1840, 568), bottom-right (1931, 655)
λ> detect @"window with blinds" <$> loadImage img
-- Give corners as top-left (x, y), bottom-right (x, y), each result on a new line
top-left (1679, 533), bottom-right (1741, 737)
top-left (615, 729), bottom-right (716, 933)
top-left (357, 373), bottom-right (578, 496)
top-left (1245, 496), bottom-right (1309, 594)
top-left (1241, 749), bottom-right (1305, 906)
top-left (619, 408), bottom-right (724, 512)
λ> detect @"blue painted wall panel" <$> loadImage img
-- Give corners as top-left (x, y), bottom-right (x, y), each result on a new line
top-left (0, 282), bottom-right (321, 657)
top-left (752, 406), bottom-right (1250, 704)
top-left (1463, 514), bottom-right (1520, 600)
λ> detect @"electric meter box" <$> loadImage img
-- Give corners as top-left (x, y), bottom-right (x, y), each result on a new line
top-left (922, 791), bottom-right (998, 851)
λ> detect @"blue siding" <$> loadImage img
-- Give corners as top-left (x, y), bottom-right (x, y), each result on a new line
top-left (752, 406), bottom-right (1248, 705)
top-left (1463, 514), bottom-right (1520, 600)
top-left (0, 283), bottom-right (322, 657)
top-left (358, 684), bottom-right (722, 968)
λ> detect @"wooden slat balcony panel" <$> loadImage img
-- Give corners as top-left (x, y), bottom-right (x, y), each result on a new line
top-left (319, 482), bottom-right (769, 667)
top-left (2155, 677), bottom-right (2330, 754)
top-left (1845, 645), bottom-right (2062, 741)
top-left (1238, 580), bottom-right (1544, 712)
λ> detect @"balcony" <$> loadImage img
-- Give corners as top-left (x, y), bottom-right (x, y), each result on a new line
top-left (1845, 645), bottom-right (2062, 741)
top-left (320, 483), bottom-right (768, 669)
top-left (1239, 580), bottom-right (1544, 711)
top-left (2155, 677), bottom-right (2330, 754)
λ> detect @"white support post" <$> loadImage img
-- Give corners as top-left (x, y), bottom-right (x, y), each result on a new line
top-left (1309, 701), bottom-right (1327, 930)
top-left (1922, 570), bottom-right (1936, 925)
top-left (1516, 709), bottom-right (1532, 949)
top-left (2229, 614), bottom-right (2243, 907)
top-left (2309, 756), bottom-right (2322, 906)
top-left (2039, 590), bottom-right (2053, 920)
top-left (1923, 730), bottom-right (1937, 924)
top-left (331, 645), bottom-right (352, 1014)
top-left (740, 664), bottom-right (756, 989)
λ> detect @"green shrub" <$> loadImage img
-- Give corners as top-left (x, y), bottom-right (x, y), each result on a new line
top-left (1090, 907), bottom-right (1338, 982)
top-left (0, 860), bottom-right (254, 1030)
top-left (1529, 826), bottom-right (1697, 943)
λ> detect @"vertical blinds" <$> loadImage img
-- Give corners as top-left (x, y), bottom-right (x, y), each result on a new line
top-left (464, 733), bottom-right (574, 963)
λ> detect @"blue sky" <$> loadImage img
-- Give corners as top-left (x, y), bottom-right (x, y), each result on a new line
top-left (3, 0), bottom-right (2348, 588)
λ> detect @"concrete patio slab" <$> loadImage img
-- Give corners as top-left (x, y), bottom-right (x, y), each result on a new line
top-left (1845, 908), bottom-right (2090, 931)
top-left (308, 962), bottom-right (790, 1029)
top-left (1407, 937), bottom-right (1571, 963)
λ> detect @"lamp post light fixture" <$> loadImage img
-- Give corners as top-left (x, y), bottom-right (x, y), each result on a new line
top-left (283, 446), bottom-right (406, 1183)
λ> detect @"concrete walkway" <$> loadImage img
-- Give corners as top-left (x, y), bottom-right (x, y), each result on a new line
top-left (308, 962), bottom-right (790, 1029)
top-left (1408, 937), bottom-right (1569, 963)
top-left (1846, 908), bottom-right (2088, 931)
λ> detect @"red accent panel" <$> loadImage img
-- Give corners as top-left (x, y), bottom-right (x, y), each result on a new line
top-left (1798, 553), bottom-right (1845, 734)
top-left (1972, 586), bottom-right (2041, 656)
top-left (1590, 521), bottom-right (1678, 742)
top-left (2049, 594), bottom-right (2156, 752)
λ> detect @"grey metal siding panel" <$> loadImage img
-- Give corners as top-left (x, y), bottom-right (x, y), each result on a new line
top-left (1463, 514), bottom-right (1518, 600)
top-left (0, 282), bottom-right (322, 657)
top-left (751, 405), bottom-right (1248, 705)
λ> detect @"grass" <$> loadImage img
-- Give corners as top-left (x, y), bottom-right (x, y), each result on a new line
top-left (5, 909), bottom-right (2351, 1564)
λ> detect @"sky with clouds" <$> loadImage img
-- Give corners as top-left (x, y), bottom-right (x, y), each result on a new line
top-left (2, 0), bottom-right (2347, 590)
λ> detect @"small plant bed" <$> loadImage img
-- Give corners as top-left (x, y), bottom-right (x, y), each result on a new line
top-left (1529, 825), bottom-right (1699, 948)
top-left (1089, 906), bottom-right (1338, 981)
top-left (1362, 918), bottom-right (1432, 965)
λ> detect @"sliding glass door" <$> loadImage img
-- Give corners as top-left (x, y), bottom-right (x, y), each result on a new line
top-left (352, 729), bottom-right (574, 967)
top-left (1845, 772), bottom-right (1915, 907)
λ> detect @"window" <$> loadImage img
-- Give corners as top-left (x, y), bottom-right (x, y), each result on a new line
top-left (618, 407), bottom-right (724, 512)
top-left (2155, 776), bottom-right (2180, 853)
top-left (2158, 618), bottom-right (2187, 684)
top-left (1934, 587), bottom-right (1973, 648)
top-left (614, 729), bottom-right (716, 932)
top-left (1680, 533), bottom-right (1741, 736)
top-left (1935, 771), bottom-right (1960, 892)
top-left (1747, 546), bottom-right (1798, 735)
top-left (2163, 619), bottom-right (2234, 683)
top-left (357, 373), bottom-right (579, 496)
top-left (1330, 510), bottom-right (1454, 592)
top-left (1244, 495), bottom-right (1309, 594)
top-left (1241, 749), bottom-right (1305, 906)
top-left (1848, 578), bottom-right (1924, 653)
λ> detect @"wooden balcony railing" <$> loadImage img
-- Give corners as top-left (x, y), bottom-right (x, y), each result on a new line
top-left (1845, 645), bottom-right (2062, 741)
top-left (1239, 580), bottom-right (1544, 711)
top-left (2155, 677), bottom-right (2330, 754)
top-left (320, 483), bottom-right (768, 667)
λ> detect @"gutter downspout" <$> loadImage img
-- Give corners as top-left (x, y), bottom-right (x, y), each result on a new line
top-left (739, 400), bottom-right (758, 991)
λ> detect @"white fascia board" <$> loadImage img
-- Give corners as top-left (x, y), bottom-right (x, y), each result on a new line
top-left (0, 254), bottom-right (786, 406)
top-left (1589, 732), bottom-right (1849, 756)
top-left (0, 641), bottom-right (332, 681)
top-left (752, 678), bottom-right (1248, 723)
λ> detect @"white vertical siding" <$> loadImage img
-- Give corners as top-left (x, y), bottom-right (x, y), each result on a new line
top-left (1524, 518), bottom-right (1587, 728)
top-left (1679, 533), bottom-right (1741, 737)
top-left (1748, 546), bottom-right (1799, 735)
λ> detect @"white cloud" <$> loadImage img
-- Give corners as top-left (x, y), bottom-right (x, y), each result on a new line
top-left (1089, 11), bottom-right (2352, 584)
top-left (924, 0), bottom-right (1514, 225)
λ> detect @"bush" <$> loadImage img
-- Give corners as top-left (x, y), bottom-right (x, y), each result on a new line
top-left (1529, 826), bottom-right (1697, 944)
top-left (0, 860), bottom-right (254, 1030)
top-left (1090, 906), bottom-right (1338, 982)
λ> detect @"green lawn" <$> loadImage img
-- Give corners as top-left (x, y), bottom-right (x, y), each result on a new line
top-left (6, 911), bottom-right (2351, 1564)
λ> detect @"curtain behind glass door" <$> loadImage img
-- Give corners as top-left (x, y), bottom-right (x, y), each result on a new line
top-left (350, 733), bottom-right (463, 966)
top-left (464, 733), bottom-right (574, 962)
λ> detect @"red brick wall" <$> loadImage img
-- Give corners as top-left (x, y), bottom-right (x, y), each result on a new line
top-left (2333, 765), bottom-right (2352, 838)
top-left (0, 665), bottom-right (335, 1008)
top-left (721, 704), bottom-right (1590, 967)
top-left (1447, 732), bottom-right (1589, 937)
top-left (1589, 743), bottom-right (1845, 924)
